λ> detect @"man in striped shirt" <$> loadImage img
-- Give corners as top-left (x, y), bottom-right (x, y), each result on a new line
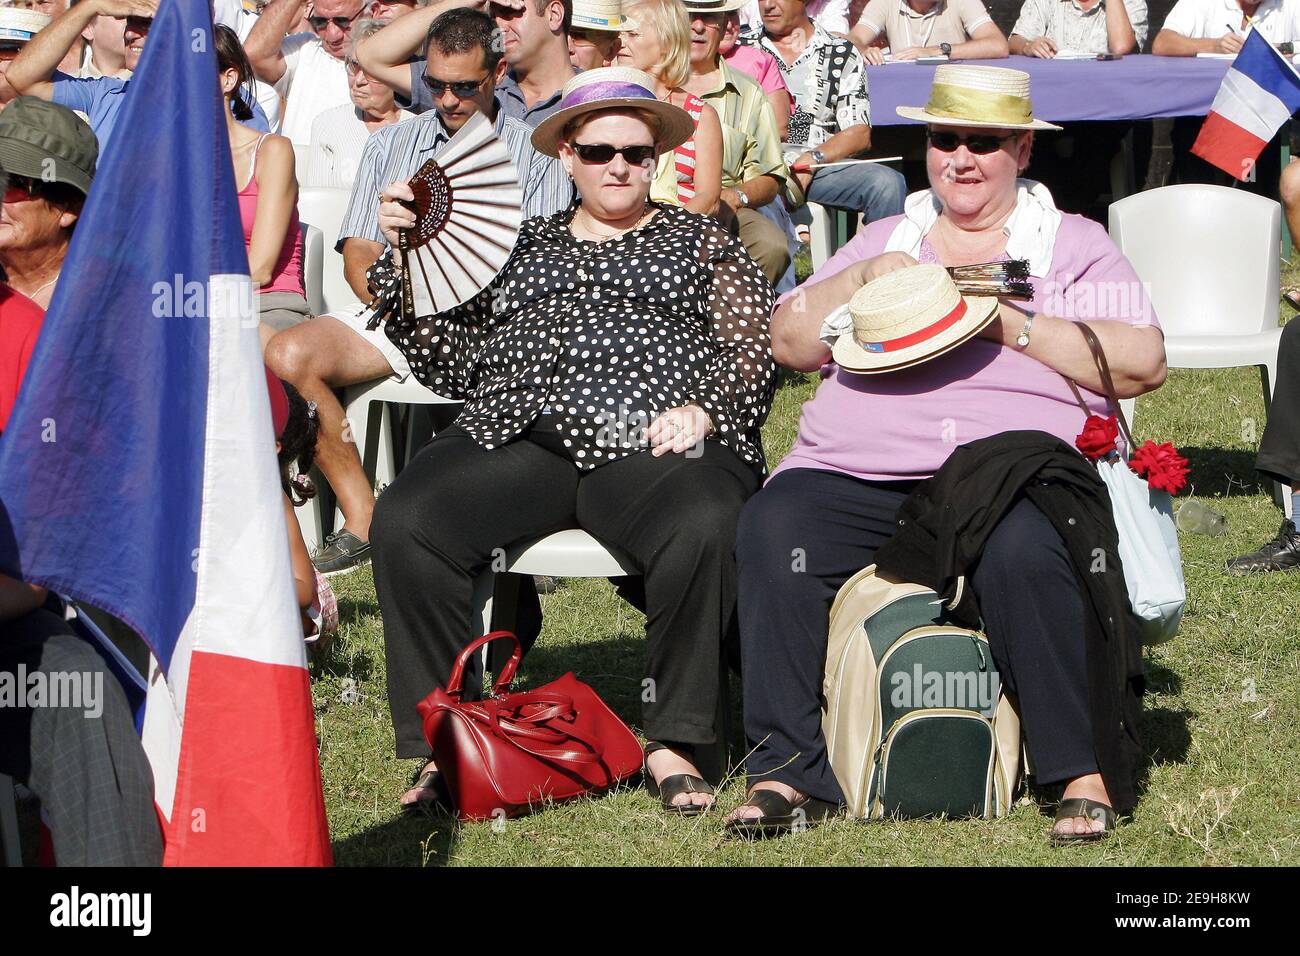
top-left (266, 6), bottom-right (573, 576)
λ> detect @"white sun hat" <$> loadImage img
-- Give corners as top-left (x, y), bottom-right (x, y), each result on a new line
top-left (572, 0), bottom-right (628, 31)
top-left (897, 64), bottom-right (1062, 132)
top-left (832, 264), bottom-right (1000, 374)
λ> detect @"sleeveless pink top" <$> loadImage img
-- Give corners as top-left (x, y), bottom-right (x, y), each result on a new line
top-left (237, 134), bottom-right (305, 296)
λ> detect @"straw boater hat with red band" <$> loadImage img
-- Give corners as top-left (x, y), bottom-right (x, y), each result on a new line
top-left (832, 264), bottom-right (1000, 374)
top-left (530, 67), bottom-right (696, 158)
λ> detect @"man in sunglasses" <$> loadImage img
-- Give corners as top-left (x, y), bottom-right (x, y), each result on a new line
top-left (738, 0), bottom-right (905, 231)
top-left (265, 6), bottom-right (572, 577)
top-left (7, 0), bottom-right (156, 152)
top-left (246, 0), bottom-right (365, 146)
top-left (358, 0), bottom-right (577, 127)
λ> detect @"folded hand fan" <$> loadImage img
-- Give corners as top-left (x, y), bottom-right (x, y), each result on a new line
top-left (398, 111), bottom-right (525, 319)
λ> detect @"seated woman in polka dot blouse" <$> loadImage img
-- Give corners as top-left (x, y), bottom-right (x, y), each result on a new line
top-left (369, 68), bottom-right (776, 817)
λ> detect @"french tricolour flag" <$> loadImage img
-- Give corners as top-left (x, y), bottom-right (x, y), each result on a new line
top-left (0, 0), bottom-right (331, 865)
top-left (1193, 28), bottom-right (1300, 180)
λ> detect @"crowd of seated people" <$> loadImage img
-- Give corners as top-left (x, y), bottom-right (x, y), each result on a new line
top-left (8, 0), bottom-right (1300, 864)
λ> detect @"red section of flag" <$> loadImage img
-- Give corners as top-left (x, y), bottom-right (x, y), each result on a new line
top-left (1192, 110), bottom-right (1270, 181)
top-left (163, 651), bottom-right (331, 866)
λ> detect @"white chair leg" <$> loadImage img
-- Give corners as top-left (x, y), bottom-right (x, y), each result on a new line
top-left (809, 203), bottom-right (834, 271)
top-left (471, 570), bottom-right (495, 641)
top-left (337, 393), bottom-right (373, 532)
top-left (295, 493), bottom-right (324, 556)
top-left (373, 402), bottom-right (397, 494)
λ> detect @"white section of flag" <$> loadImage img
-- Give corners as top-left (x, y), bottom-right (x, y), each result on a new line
top-left (1211, 67), bottom-right (1296, 142)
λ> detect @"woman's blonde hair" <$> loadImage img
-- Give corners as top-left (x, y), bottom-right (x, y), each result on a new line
top-left (625, 0), bottom-right (692, 90)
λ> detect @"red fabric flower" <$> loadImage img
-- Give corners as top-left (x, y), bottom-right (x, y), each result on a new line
top-left (1129, 441), bottom-right (1190, 495)
top-left (1075, 415), bottom-right (1119, 460)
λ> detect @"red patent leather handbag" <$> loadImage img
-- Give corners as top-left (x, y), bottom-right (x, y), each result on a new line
top-left (417, 631), bottom-right (644, 822)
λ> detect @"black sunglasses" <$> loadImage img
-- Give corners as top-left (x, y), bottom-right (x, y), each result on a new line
top-left (421, 74), bottom-right (490, 98)
top-left (927, 130), bottom-right (1019, 154)
top-left (571, 143), bottom-right (657, 165)
top-left (307, 11), bottom-right (361, 31)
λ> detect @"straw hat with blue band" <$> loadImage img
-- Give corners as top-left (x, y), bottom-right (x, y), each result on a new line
top-left (530, 67), bottom-right (695, 158)
top-left (572, 0), bottom-right (628, 31)
top-left (896, 64), bottom-right (1062, 132)
top-left (0, 8), bottom-right (51, 46)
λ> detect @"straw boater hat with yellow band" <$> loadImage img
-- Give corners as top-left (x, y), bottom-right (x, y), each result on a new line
top-left (896, 64), bottom-right (1062, 131)
top-left (531, 67), bottom-right (696, 158)
top-left (832, 265), bottom-right (1000, 374)
top-left (572, 0), bottom-right (628, 32)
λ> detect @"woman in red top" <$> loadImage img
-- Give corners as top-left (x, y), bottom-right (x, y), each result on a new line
top-left (218, 25), bottom-right (306, 351)
top-left (618, 0), bottom-right (722, 216)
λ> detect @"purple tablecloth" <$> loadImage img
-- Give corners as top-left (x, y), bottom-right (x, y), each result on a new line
top-left (869, 54), bottom-right (1231, 126)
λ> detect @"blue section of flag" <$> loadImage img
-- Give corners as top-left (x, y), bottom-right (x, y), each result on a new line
top-left (1234, 29), bottom-right (1300, 113)
top-left (0, 0), bottom-right (248, 674)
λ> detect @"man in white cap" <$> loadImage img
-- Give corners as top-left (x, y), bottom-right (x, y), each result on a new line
top-left (568, 0), bottom-right (621, 68)
top-left (682, 0), bottom-right (792, 283)
top-left (358, 0), bottom-right (577, 126)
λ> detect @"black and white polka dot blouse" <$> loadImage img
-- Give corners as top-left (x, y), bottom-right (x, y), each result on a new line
top-left (384, 200), bottom-right (777, 471)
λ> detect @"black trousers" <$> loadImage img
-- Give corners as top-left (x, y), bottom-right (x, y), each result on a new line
top-left (370, 425), bottom-right (760, 759)
top-left (0, 608), bottom-right (162, 866)
top-left (1257, 317), bottom-right (1300, 487)
top-left (735, 468), bottom-right (1097, 804)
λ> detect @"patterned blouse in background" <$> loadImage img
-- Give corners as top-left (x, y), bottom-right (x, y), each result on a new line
top-left (383, 202), bottom-right (777, 471)
top-left (737, 20), bottom-right (872, 148)
top-left (1010, 0), bottom-right (1149, 53)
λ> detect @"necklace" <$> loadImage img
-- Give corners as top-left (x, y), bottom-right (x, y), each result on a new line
top-left (18, 276), bottom-right (58, 301)
top-left (572, 205), bottom-right (653, 243)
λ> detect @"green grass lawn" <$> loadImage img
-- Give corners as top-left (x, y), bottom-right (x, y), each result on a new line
top-left (309, 263), bottom-right (1300, 867)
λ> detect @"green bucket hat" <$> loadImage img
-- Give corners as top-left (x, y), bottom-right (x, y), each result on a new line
top-left (0, 97), bottom-right (99, 197)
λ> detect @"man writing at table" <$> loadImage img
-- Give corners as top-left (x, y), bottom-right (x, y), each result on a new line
top-left (1152, 0), bottom-right (1300, 55)
top-left (849, 0), bottom-right (1009, 63)
top-left (1009, 0), bottom-right (1148, 57)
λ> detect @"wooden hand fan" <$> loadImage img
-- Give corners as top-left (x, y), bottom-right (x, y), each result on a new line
top-left (397, 111), bottom-right (525, 319)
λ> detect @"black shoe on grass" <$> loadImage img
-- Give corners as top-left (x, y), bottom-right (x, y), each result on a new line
top-left (313, 530), bottom-right (372, 577)
top-left (1225, 521), bottom-right (1300, 575)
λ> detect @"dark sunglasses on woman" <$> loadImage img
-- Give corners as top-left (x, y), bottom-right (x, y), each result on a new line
top-left (307, 11), bottom-right (361, 31)
top-left (3, 174), bottom-right (46, 204)
top-left (927, 130), bottom-right (1019, 155)
top-left (571, 143), bottom-right (657, 166)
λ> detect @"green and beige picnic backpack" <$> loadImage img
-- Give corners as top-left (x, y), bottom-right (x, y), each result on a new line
top-left (823, 565), bottom-right (1022, 820)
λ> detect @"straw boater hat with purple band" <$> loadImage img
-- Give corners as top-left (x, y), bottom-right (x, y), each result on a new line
top-left (530, 67), bottom-right (695, 158)
top-left (572, 0), bottom-right (627, 31)
top-left (832, 264), bottom-right (999, 374)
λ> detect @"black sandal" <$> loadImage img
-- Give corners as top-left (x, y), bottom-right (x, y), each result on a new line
top-left (401, 761), bottom-right (450, 814)
top-left (1284, 288), bottom-right (1300, 311)
top-left (1050, 797), bottom-right (1116, 846)
top-left (725, 788), bottom-right (838, 839)
top-left (643, 744), bottom-right (715, 816)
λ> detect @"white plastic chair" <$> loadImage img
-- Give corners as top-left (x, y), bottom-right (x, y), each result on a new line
top-left (470, 529), bottom-right (639, 639)
top-left (300, 223), bottom-right (325, 317)
top-left (1108, 184), bottom-right (1287, 510)
top-left (338, 377), bottom-right (460, 530)
top-left (297, 187), bottom-right (359, 315)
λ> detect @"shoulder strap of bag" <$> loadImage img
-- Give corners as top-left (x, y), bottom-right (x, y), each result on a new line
top-left (1062, 323), bottom-right (1135, 449)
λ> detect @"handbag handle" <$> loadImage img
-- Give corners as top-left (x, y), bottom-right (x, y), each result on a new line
top-left (1062, 322), bottom-right (1136, 450)
top-left (426, 690), bottom-right (607, 765)
top-left (444, 631), bottom-right (523, 702)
